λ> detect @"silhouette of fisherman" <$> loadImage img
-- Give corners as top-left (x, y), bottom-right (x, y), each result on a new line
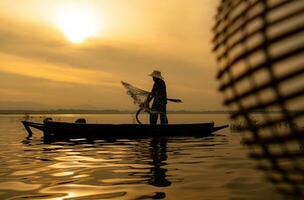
top-left (147, 70), bottom-right (168, 124)
top-left (148, 137), bottom-right (171, 187)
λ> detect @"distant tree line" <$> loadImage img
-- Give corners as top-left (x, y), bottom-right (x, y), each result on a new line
top-left (0, 109), bottom-right (302, 115)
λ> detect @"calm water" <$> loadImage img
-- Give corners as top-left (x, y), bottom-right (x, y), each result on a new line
top-left (0, 114), bottom-right (281, 200)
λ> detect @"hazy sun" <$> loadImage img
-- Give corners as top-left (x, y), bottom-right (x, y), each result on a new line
top-left (54, 4), bottom-right (100, 43)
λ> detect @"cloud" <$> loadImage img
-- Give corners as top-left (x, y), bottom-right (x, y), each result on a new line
top-left (0, 9), bottom-right (224, 109)
top-left (0, 53), bottom-right (118, 86)
top-left (0, 17), bottom-right (217, 88)
top-left (0, 71), bottom-right (131, 108)
top-left (0, 16), bottom-right (211, 75)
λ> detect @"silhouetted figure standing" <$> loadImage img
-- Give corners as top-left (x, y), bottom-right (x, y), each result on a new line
top-left (148, 137), bottom-right (171, 187)
top-left (147, 70), bottom-right (168, 124)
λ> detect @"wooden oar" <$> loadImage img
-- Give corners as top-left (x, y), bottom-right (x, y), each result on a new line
top-left (167, 98), bottom-right (182, 103)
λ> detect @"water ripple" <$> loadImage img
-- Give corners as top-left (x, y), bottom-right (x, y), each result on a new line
top-left (0, 115), bottom-right (282, 200)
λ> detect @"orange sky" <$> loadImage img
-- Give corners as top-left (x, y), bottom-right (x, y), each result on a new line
top-left (0, 0), bottom-right (222, 110)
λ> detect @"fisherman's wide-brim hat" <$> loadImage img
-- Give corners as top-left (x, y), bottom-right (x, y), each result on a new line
top-left (149, 70), bottom-right (164, 79)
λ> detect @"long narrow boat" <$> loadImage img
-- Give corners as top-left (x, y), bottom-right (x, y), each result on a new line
top-left (22, 120), bottom-right (228, 140)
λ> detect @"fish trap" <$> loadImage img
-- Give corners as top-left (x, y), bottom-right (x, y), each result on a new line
top-left (213, 0), bottom-right (304, 198)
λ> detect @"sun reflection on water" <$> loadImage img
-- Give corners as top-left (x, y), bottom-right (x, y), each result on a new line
top-left (0, 115), bottom-right (283, 199)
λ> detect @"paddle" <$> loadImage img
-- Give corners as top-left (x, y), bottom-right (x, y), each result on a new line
top-left (167, 98), bottom-right (182, 103)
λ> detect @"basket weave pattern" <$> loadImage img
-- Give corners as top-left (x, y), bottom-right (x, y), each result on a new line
top-left (213, 0), bottom-right (304, 197)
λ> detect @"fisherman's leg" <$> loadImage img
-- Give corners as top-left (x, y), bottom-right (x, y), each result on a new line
top-left (150, 112), bottom-right (158, 124)
top-left (160, 107), bottom-right (168, 124)
top-left (160, 113), bottom-right (168, 124)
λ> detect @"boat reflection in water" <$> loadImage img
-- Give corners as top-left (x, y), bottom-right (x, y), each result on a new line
top-left (21, 134), bottom-right (174, 199)
top-left (1, 114), bottom-right (279, 199)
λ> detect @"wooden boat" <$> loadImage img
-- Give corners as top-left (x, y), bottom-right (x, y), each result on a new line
top-left (22, 120), bottom-right (228, 140)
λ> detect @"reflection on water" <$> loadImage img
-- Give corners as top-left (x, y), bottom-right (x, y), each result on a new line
top-left (149, 138), bottom-right (171, 188)
top-left (0, 115), bottom-right (282, 199)
top-left (9, 137), bottom-right (174, 199)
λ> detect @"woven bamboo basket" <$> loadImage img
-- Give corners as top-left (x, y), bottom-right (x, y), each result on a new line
top-left (213, 0), bottom-right (304, 198)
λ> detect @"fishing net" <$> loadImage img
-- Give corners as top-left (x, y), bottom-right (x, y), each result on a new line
top-left (121, 81), bottom-right (153, 124)
top-left (121, 81), bottom-right (151, 112)
top-left (213, 0), bottom-right (304, 198)
top-left (121, 81), bottom-right (182, 124)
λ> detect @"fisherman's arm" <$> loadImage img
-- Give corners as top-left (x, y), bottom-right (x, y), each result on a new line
top-left (145, 84), bottom-right (155, 106)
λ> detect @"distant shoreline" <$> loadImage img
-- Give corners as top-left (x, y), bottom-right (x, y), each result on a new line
top-left (0, 109), bottom-right (299, 115)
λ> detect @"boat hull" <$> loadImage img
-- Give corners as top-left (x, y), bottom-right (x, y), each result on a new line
top-left (22, 121), bottom-right (228, 140)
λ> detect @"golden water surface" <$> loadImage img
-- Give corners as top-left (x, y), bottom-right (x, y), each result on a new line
top-left (0, 114), bottom-right (281, 200)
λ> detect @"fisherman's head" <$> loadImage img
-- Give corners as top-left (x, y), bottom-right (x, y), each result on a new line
top-left (149, 70), bottom-right (163, 81)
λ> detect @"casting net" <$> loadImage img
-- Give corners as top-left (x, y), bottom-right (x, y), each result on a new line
top-left (121, 81), bottom-right (151, 112)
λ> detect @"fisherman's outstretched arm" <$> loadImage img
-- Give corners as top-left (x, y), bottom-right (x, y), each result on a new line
top-left (147, 93), bottom-right (153, 102)
top-left (145, 85), bottom-right (155, 106)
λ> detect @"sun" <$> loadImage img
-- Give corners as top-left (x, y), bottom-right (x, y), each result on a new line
top-left (54, 4), bottom-right (100, 43)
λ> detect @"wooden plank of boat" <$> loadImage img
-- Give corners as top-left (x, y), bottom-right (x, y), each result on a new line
top-left (22, 120), bottom-right (228, 139)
